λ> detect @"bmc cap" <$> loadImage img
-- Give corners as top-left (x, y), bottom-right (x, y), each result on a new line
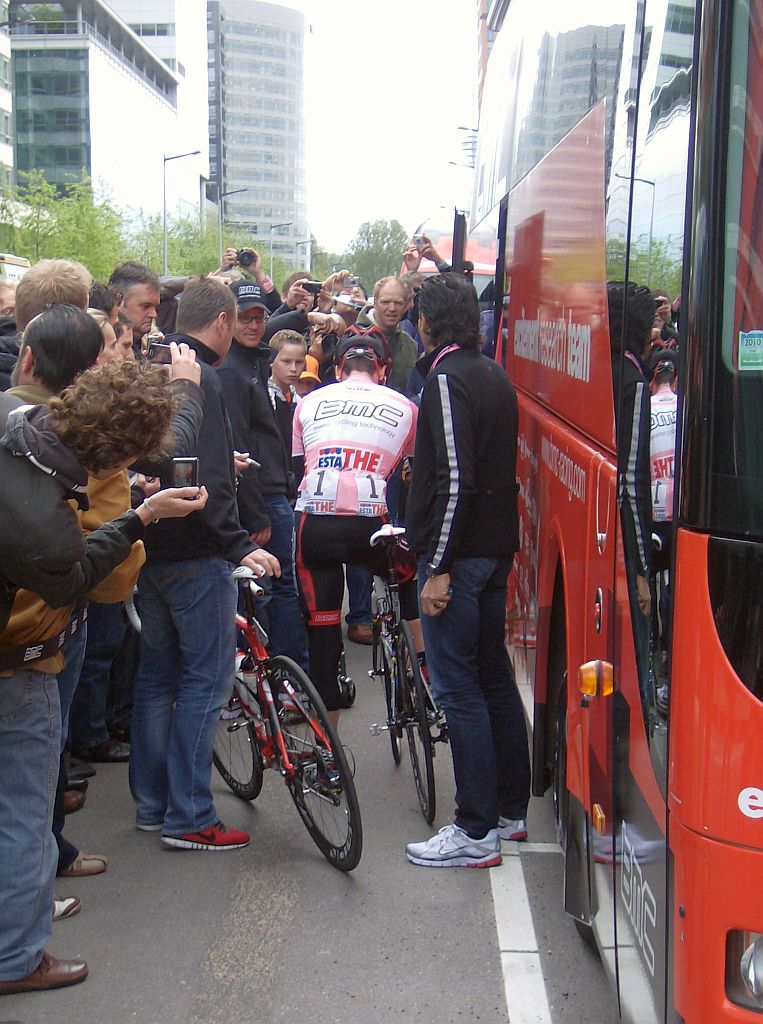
top-left (230, 279), bottom-right (269, 313)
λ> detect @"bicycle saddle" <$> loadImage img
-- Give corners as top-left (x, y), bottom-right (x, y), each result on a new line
top-left (369, 524), bottom-right (406, 547)
top-left (231, 565), bottom-right (265, 595)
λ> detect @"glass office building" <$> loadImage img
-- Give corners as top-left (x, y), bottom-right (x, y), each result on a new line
top-left (9, 1), bottom-right (201, 218)
top-left (208, 0), bottom-right (309, 268)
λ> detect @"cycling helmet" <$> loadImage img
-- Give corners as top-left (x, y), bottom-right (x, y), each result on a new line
top-left (334, 325), bottom-right (392, 379)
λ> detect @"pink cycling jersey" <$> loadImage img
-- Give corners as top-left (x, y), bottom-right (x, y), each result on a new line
top-left (293, 377), bottom-right (417, 517)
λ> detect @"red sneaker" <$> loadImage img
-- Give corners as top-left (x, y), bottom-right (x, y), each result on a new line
top-left (161, 820), bottom-right (250, 851)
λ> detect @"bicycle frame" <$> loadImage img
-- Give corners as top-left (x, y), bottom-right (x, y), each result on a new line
top-left (233, 581), bottom-right (331, 782)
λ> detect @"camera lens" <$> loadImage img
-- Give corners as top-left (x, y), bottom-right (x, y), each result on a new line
top-left (237, 249), bottom-right (254, 268)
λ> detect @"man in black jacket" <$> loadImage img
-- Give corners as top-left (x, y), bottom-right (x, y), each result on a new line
top-left (129, 276), bottom-right (279, 853)
top-left (405, 273), bottom-right (530, 869)
top-left (217, 281), bottom-right (309, 669)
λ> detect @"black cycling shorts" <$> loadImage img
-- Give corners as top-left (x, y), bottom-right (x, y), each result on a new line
top-left (294, 512), bottom-right (417, 710)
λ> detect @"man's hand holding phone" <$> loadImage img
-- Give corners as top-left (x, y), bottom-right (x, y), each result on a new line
top-left (152, 341), bottom-right (201, 386)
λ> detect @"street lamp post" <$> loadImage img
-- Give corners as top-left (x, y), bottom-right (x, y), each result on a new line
top-left (295, 239), bottom-right (311, 273)
top-left (270, 221), bottom-right (292, 279)
top-left (163, 150), bottom-right (200, 276)
top-left (217, 186), bottom-right (248, 263)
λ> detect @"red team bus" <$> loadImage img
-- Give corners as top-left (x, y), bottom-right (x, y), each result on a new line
top-left (466, 1), bottom-right (763, 1021)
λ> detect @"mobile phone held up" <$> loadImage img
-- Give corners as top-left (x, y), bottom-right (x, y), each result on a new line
top-left (414, 235), bottom-right (427, 249)
top-left (171, 457), bottom-right (199, 489)
top-left (147, 342), bottom-right (173, 365)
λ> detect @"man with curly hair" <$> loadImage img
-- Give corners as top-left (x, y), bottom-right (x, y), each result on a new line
top-left (0, 355), bottom-right (208, 996)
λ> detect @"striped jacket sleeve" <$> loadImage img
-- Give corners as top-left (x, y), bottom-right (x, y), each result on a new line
top-left (425, 371), bottom-right (476, 574)
top-left (618, 377), bottom-right (652, 576)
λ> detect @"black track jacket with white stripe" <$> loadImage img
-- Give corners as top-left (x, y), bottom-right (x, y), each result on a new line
top-left (615, 351), bottom-right (652, 577)
top-left (406, 344), bottom-right (520, 573)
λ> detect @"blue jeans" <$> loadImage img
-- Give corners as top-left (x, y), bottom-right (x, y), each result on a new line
top-left (129, 558), bottom-right (237, 835)
top-left (345, 564), bottom-right (372, 627)
top-left (255, 494), bottom-right (308, 670)
top-left (0, 669), bottom-right (60, 981)
top-left (418, 555), bottom-right (530, 839)
top-left (53, 624), bottom-right (88, 873)
top-left (69, 602), bottom-right (126, 751)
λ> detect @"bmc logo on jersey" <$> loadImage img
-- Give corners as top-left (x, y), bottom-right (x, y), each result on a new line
top-left (314, 398), bottom-right (405, 429)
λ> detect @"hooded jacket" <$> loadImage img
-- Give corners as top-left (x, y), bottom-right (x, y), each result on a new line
top-left (0, 395), bottom-right (144, 638)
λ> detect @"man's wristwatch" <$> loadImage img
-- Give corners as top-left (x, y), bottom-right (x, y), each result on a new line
top-left (426, 562), bottom-right (444, 578)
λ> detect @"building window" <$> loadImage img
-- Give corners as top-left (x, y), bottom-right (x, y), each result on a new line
top-left (129, 23), bottom-right (175, 38)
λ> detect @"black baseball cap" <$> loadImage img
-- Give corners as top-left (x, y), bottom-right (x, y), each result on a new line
top-left (230, 279), bottom-right (269, 313)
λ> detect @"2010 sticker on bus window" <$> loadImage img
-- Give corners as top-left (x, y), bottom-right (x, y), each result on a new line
top-left (738, 330), bottom-right (763, 371)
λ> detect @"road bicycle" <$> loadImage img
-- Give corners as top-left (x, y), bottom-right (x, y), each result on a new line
top-left (212, 566), bottom-right (362, 872)
top-left (367, 525), bottom-right (448, 823)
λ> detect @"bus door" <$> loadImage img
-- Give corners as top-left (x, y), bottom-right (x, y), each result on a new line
top-left (605, 0), bottom-right (697, 1017)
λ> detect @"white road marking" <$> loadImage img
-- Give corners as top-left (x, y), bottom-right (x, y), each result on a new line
top-left (491, 853), bottom-right (553, 1023)
top-left (491, 674), bottom-right (558, 1021)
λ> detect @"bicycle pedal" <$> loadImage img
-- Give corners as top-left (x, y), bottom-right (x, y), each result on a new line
top-left (367, 669), bottom-right (379, 679)
top-left (369, 723), bottom-right (386, 736)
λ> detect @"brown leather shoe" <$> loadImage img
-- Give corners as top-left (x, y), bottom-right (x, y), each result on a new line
top-left (0, 951), bottom-right (88, 994)
top-left (348, 623), bottom-right (373, 646)
top-left (64, 789), bottom-right (86, 815)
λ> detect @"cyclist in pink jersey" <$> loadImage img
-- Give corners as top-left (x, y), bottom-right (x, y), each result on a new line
top-left (293, 329), bottom-right (419, 716)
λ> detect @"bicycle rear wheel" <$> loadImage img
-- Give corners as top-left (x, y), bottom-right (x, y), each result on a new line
top-left (213, 695), bottom-right (264, 801)
top-left (398, 622), bottom-right (436, 823)
top-left (268, 656), bottom-right (363, 872)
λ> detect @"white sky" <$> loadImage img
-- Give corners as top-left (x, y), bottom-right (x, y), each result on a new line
top-left (281, 0), bottom-right (478, 253)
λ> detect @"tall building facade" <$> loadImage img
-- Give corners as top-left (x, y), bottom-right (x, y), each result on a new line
top-left (9, 0), bottom-right (203, 219)
top-left (106, 0), bottom-right (210, 219)
top-left (0, 1), bottom-right (12, 194)
top-left (207, 0), bottom-right (309, 269)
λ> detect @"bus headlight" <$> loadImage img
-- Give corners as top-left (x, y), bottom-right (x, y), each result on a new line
top-left (727, 931), bottom-right (763, 1012)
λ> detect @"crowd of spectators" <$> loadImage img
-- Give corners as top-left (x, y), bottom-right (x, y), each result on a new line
top-left (0, 234), bottom-right (688, 993)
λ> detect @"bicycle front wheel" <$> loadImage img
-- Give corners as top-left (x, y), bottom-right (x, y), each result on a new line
top-left (268, 656), bottom-right (363, 872)
top-left (398, 622), bottom-right (436, 823)
top-left (213, 695), bottom-right (264, 802)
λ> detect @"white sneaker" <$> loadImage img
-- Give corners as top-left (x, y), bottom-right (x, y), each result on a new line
top-left (53, 895), bottom-right (81, 921)
top-left (406, 823), bottom-right (502, 868)
top-left (498, 817), bottom-right (528, 842)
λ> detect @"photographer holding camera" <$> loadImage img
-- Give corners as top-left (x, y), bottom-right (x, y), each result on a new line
top-left (216, 246), bottom-right (281, 314)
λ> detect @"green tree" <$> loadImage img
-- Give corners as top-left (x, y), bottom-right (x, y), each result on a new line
top-left (605, 234), bottom-right (683, 299)
top-left (0, 171), bottom-right (125, 281)
top-left (343, 219), bottom-right (408, 292)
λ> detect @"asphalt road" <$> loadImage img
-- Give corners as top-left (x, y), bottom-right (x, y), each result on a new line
top-left (1, 637), bottom-right (620, 1024)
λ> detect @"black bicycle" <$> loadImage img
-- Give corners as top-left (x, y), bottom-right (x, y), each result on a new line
top-left (367, 525), bottom-right (448, 823)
